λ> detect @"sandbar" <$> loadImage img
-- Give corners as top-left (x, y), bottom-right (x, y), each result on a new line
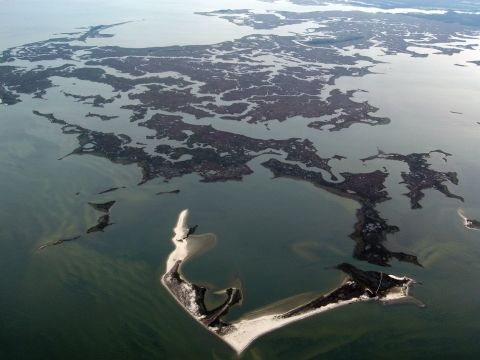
top-left (161, 210), bottom-right (417, 354)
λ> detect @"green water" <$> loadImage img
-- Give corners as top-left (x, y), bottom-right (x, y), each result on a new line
top-left (1, 1), bottom-right (480, 359)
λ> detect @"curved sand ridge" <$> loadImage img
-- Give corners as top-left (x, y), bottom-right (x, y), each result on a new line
top-left (165, 209), bottom-right (189, 273)
top-left (458, 208), bottom-right (480, 231)
top-left (162, 210), bottom-right (417, 354)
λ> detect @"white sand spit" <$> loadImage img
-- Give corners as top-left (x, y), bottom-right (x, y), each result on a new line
top-left (165, 209), bottom-right (189, 272)
top-left (222, 297), bottom-right (363, 354)
top-left (161, 210), bottom-right (416, 354)
top-left (458, 208), bottom-right (480, 231)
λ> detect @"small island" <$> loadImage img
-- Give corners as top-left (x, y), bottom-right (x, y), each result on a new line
top-left (466, 219), bottom-right (480, 231)
top-left (86, 201), bottom-right (115, 233)
top-left (361, 149), bottom-right (464, 209)
top-left (458, 209), bottom-right (480, 231)
top-left (85, 112), bottom-right (119, 121)
top-left (162, 210), bottom-right (418, 354)
top-left (156, 189), bottom-right (180, 195)
top-left (35, 236), bottom-right (81, 251)
top-left (98, 187), bottom-right (125, 194)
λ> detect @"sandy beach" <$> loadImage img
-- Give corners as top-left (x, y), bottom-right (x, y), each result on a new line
top-left (161, 210), bottom-right (416, 354)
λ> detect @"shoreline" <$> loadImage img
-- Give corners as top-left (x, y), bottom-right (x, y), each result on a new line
top-left (161, 210), bottom-right (417, 354)
top-left (458, 208), bottom-right (480, 231)
top-left (222, 275), bottom-right (415, 354)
